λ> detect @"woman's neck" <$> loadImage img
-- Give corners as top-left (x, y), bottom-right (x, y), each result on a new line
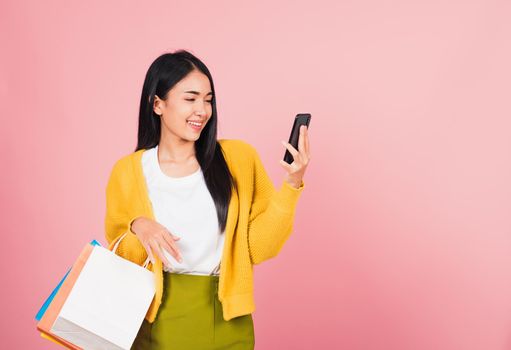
top-left (157, 137), bottom-right (196, 164)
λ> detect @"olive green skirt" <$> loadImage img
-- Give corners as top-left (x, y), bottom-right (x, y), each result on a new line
top-left (131, 272), bottom-right (255, 349)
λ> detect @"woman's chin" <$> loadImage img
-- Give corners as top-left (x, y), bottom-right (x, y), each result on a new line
top-left (184, 132), bottom-right (201, 142)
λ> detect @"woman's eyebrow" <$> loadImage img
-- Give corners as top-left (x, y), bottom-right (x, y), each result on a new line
top-left (183, 90), bottom-right (213, 96)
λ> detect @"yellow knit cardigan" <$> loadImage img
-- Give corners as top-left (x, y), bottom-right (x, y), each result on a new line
top-left (104, 139), bottom-right (305, 322)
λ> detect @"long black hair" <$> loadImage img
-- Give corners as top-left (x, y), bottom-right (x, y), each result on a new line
top-left (135, 50), bottom-right (236, 233)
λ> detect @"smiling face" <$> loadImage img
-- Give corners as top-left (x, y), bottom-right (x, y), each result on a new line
top-left (153, 69), bottom-right (213, 143)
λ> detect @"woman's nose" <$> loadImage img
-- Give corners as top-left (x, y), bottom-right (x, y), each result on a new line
top-left (195, 107), bottom-right (207, 117)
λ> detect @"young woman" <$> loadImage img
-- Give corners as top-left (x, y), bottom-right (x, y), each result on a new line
top-left (104, 50), bottom-right (310, 349)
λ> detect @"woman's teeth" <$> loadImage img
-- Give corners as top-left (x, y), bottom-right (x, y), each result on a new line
top-left (187, 121), bottom-right (202, 127)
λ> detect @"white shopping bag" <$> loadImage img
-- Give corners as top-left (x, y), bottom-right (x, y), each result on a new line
top-left (50, 233), bottom-right (155, 350)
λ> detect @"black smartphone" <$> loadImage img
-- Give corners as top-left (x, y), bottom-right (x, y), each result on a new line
top-left (283, 113), bottom-right (311, 164)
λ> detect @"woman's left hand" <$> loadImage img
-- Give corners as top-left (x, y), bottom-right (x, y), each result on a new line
top-left (279, 125), bottom-right (311, 188)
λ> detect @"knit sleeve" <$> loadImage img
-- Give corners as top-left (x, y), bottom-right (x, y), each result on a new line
top-left (246, 144), bottom-right (305, 265)
top-left (104, 160), bottom-right (148, 265)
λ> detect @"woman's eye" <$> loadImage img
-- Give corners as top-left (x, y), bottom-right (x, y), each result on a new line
top-left (185, 98), bottom-right (213, 103)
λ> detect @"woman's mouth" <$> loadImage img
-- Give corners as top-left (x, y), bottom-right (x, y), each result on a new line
top-left (187, 120), bottom-right (203, 131)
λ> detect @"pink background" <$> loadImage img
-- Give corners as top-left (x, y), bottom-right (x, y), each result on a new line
top-left (2, 0), bottom-right (511, 349)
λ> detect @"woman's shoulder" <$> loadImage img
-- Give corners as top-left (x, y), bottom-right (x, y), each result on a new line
top-left (108, 149), bottom-right (143, 177)
top-left (218, 138), bottom-right (257, 157)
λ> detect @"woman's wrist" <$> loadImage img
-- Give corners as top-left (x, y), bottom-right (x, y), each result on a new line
top-left (130, 216), bottom-right (144, 235)
top-left (285, 179), bottom-right (303, 189)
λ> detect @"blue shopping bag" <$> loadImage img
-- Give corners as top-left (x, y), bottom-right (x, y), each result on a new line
top-left (35, 240), bottom-right (102, 321)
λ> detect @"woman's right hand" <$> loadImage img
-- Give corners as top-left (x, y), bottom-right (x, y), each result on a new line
top-left (130, 216), bottom-right (182, 269)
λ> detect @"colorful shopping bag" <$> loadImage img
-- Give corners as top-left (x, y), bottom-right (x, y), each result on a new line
top-left (36, 240), bottom-right (101, 322)
top-left (40, 332), bottom-right (76, 349)
top-left (37, 243), bottom-right (94, 349)
top-left (40, 233), bottom-right (154, 350)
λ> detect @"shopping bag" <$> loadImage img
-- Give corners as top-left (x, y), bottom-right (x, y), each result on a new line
top-left (49, 233), bottom-right (154, 350)
top-left (37, 242), bottom-right (96, 349)
top-left (36, 240), bottom-right (102, 322)
top-left (40, 332), bottom-right (75, 349)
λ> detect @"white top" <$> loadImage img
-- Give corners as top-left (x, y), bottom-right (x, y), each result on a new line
top-left (141, 145), bottom-right (224, 276)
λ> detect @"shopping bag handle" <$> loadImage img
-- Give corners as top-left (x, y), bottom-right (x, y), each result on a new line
top-left (111, 232), bottom-right (151, 269)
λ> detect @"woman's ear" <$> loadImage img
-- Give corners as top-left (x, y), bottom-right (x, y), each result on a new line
top-left (153, 95), bottom-right (163, 116)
